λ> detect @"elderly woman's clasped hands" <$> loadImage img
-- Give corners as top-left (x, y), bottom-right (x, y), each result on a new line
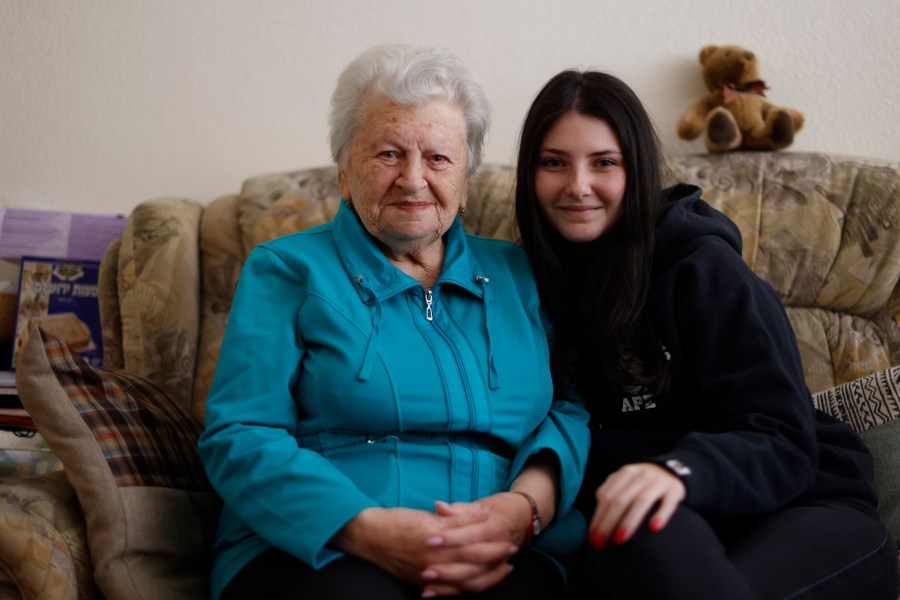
top-left (338, 494), bottom-right (524, 595)
top-left (338, 460), bottom-right (558, 596)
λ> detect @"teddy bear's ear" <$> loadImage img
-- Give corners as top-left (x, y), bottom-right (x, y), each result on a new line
top-left (699, 45), bottom-right (718, 65)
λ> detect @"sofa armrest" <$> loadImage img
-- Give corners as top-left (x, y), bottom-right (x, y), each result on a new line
top-left (0, 472), bottom-right (98, 600)
top-left (112, 198), bottom-right (204, 410)
top-left (98, 239), bottom-right (123, 370)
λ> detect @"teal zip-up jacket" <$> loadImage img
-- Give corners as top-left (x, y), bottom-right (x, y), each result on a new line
top-left (198, 204), bottom-right (590, 599)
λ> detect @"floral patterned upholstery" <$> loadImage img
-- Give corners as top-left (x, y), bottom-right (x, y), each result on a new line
top-left (0, 152), bottom-right (897, 599)
top-left (668, 153), bottom-right (900, 393)
top-left (0, 472), bottom-right (96, 600)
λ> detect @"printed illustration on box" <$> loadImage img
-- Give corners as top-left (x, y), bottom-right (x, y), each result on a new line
top-left (11, 257), bottom-right (103, 369)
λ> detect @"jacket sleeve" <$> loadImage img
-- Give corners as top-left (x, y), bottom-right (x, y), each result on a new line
top-left (506, 307), bottom-right (591, 519)
top-left (198, 246), bottom-right (377, 568)
top-left (653, 240), bottom-right (820, 515)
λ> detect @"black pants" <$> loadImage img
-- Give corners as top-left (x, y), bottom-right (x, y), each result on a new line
top-left (576, 501), bottom-right (899, 599)
top-left (223, 545), bottom-right (565, 600)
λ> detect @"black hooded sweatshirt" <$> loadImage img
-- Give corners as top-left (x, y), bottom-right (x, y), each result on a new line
top-left (581, 184), bottom-right (879, 518)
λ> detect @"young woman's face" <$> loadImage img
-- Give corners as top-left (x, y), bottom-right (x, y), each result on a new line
top-left (535, 111), bottom-right (626, 243)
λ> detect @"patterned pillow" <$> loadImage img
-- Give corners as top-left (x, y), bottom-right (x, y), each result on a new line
top-left (15, 330), bottom-right (220, 600)
top-left (812, 365), bottom-right (900, 545)
top-left (813, 366), bottom-right (900, 434)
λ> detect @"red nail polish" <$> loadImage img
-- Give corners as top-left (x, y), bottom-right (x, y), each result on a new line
top-left (589, 531), bottom-right (607, 550)
top-left (614, 528), bottom-right (628, 545)
top-left (649, 518), bottom-right (663, 533)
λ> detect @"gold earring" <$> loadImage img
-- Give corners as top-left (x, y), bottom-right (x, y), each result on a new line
top-left (459, 207), bottom-right (467, 217)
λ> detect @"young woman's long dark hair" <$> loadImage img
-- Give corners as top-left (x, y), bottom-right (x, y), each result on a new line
top-left (515, 70), bottom-right (668, 403)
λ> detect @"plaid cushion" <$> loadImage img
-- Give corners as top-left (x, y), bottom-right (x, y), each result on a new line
top-left (43, 337), bottom-right (206, 489)
top-left (16, 330), bottom-right (220, 600)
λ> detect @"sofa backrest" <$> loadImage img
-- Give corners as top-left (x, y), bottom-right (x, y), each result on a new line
top-left (669, 153), bottom-right (900, 394)
top-left (100, 153), bottom-right (900, 422)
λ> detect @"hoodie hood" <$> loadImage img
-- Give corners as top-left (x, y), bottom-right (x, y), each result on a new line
top-left (654, 183), bottom-right (743, 273)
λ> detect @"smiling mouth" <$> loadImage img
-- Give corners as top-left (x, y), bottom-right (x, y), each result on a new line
top-left (556, 205), bottom-right (603, 222)
top-left (391, 200), bottom-right (433, 210)
top-left (560, 205), bottom-right (602, 213)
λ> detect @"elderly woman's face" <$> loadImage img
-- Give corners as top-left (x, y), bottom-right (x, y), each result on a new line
top-left (338, 98), bottom-right (469, 257)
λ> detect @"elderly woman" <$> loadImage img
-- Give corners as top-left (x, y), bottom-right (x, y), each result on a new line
top-left (198, 44), bottom-right (590, 600)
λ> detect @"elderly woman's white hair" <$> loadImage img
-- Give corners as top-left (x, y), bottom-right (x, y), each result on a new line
top-left (328, 44), bottom-right (491, 177)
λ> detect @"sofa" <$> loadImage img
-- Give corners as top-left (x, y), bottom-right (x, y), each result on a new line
top-left (1, 151), bottom-right (899, 600)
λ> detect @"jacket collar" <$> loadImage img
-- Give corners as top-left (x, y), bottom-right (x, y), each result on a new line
top-left (333, 202), bottom-right (485, 301)
top-left (333, 202), bottom-right (499, 389)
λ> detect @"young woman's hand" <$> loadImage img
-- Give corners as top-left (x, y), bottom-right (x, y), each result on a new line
top-left (588, 462), bottom-right (685, 549)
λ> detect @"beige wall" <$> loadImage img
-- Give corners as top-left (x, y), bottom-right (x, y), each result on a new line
top-left (2, 0), bottom-right (898, 215)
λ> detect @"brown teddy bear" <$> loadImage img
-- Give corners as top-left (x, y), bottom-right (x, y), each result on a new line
top-left (677, 45), bottom-right (804, 152)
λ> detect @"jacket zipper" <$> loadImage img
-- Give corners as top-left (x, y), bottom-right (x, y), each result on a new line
top-left (424, 288), bottom-right (434, 321)
top-left (422, 286), bottom-right (477, 426)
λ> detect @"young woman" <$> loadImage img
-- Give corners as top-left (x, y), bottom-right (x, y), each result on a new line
top-left (514, 69), bottom-right (899, 599)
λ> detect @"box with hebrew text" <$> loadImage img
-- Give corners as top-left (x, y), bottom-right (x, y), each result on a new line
top-left (10, 257), bottom-right (103, 369)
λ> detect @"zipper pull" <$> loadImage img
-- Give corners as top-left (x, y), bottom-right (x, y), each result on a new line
top-left (424, 288), bottom-right (433, 321)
